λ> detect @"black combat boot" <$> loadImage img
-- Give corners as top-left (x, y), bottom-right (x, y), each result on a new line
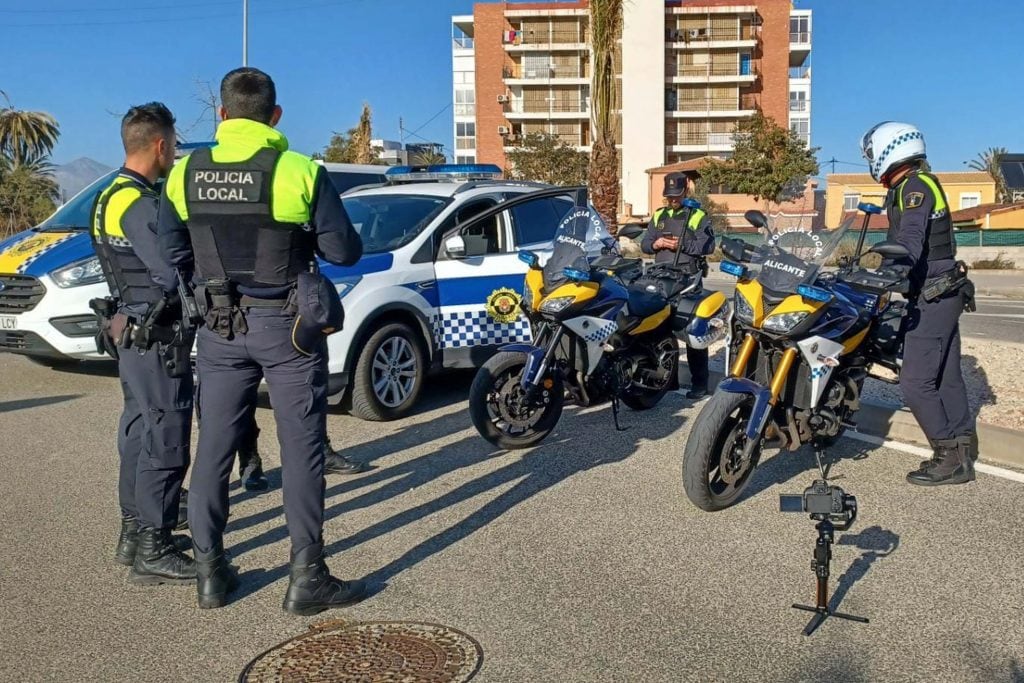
top-left (906, 438), bottom-right (975, 486)
top-left (116, 515), bottom-right (190, 566)
top-left (324, 436), bottom-right (367, 475)
top-left (282, 542), bottom-right (366, 616)
top-left (961, 431), bottom-right (979, 463)
top-left (129, 527), bottom-right (197, 585)
top-left (238, 447), bottom-right (269, 492)
top-left (195, 542), bottom-right (240, 609)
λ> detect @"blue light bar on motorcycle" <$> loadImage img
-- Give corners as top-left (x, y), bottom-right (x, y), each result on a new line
top-left (682, 198), bottom-right (701, 210)
top-left (720, 261), bottom-right (746, 278)
top-left (857, 202), bottom-right (883, 215)
top-left (797, 284), bottom-right (832, 302)
top-left (563, 267), bottom-right (590, 282)
top-left (518, 251), bottom-right (539, 267)
top-left (385, 163), bottom-right (503, 182)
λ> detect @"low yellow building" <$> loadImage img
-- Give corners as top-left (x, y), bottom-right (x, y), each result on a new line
top-left (825, 172), bottom-right (995, 228)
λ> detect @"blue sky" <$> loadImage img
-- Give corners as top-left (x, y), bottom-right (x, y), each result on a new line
top-left (3, 0), bottom-right (1023, 175)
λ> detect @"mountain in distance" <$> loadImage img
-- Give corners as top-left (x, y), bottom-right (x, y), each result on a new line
top-left (53, 157), bottom-right (114, 201)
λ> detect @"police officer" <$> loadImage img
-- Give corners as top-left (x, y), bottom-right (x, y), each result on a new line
top-left (92, 103), bottom-right (195, 583)
top-left (641, 171), bottom-right (716, 399)
top-left (861, 122), bottom-right (976, 486)
top-left (158, 67), bottom-right (364, 612)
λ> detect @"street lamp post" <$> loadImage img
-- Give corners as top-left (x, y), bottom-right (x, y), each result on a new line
top-left (242, 0), bottom-right (248, 66)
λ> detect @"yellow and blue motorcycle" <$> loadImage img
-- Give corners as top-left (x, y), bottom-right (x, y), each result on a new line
top-left (682, 204), bottom-right (911, 510)
top-left (469, 194), bottom-right (729, 449)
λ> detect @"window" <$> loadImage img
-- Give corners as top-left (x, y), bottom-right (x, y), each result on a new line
top-left (790, 15), bottom-right (809, 42)
top-left (789, 90), bottom-right (807, 112)
top-left (454, 87), bottom-right (475, 116)
top-left (326, 171), bottom-right (388, 194)
top-left (341, 195), bottom-right (451, 254)
top-left (843, 193), bottom-right (860, 211)
top-left (509, 195), bottom-right (574, 247)
top-left (960, 192), bottom-right (981, 210)
top-left (456, 122), bottom-right (476, 137)
top-left (790, 118), bottom-right (809, 144)
top-left (455, 155), bottom-right (476, 164)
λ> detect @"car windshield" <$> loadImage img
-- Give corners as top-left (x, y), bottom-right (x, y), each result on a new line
top-left (748, 214), bottom-right (856, 294)
top-left (542, 202), bottom-right (612, 291)
top-left (341, 193), bottom-right (450, 254)
top-left (36, 170), bottom-right (120, 231)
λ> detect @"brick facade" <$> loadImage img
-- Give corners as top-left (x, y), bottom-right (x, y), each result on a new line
top-left (473, 3), bottom-right (510, 168)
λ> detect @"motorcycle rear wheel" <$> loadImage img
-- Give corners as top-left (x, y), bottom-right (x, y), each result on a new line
top-left (621, 332), bottom-right (678, 411)
top-left (682, 390), bottom-right (762, 511)
top-left (469, 351), bottom-right (564, 450)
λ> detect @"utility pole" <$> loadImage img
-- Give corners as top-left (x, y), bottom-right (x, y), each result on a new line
top-left (242, 0), bottom-right (249, 66)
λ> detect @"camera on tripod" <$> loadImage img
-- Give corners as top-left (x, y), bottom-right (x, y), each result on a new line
top-left (780, 479), bottom-right (857, 530)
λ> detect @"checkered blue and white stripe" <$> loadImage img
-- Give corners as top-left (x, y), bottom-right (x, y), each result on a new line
top-left (582, 320), bottom-right (617, 343)
top-left (433, 306), bottom-right (531, 349)
top-left (809, 365), bottom-right (831, 380)
top-left (16, 234), bottom-right (76, 274)
top-left (872, 130), bottom-right (924, 180)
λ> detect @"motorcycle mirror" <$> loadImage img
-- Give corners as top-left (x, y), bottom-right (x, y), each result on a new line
top-left (618, 225), bottom-right (644, 239)
top-left (744, 210), bottom-right (768, 229)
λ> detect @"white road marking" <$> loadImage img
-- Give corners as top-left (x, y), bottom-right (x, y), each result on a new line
top-left (844, 431), bottom-right (1024, 483)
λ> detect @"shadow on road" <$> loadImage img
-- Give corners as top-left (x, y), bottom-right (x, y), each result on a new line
top-left (50, 360), bottom-right (119, 378)
top-left (224, 390), bottom-right (687, 604)
top-left (961, 354), bottom-right (996, 422)
top-left (831, 525), bottom-right (900, 614)
top-left (0, 393), bottom-right (83, 413)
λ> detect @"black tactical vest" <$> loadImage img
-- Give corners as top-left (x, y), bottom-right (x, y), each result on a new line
top-left (182, 147), bottom-right (314, 288)
top-left (886, 171), bottom-right (956, 262)
top-left (90, 177), bottom-right (164, 306)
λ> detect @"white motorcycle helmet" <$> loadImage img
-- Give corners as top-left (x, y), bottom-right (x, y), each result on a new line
top-left (860, 121), bottom-right (926, 184)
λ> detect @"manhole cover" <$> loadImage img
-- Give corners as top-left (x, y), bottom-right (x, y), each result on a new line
top-left (240, 621), bottom-right (483, 683)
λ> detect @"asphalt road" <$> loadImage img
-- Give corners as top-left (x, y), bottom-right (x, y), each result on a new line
top-left (703, 272), bottom-right (1024, 343)
top-left (1, 354), bottom-right (1022, 683)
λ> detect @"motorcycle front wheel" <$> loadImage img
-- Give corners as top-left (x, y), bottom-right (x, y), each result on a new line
top-left (682, 390), bottom-right (762, 511)
top-left (469, 351), bottom-right (564, 450)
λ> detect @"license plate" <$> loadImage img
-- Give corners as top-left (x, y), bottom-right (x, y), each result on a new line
top-left (0, 315), bottom-right (17, 331)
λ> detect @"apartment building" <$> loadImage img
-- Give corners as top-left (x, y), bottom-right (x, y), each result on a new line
top-left (451, 0), bottom-right (812, 216)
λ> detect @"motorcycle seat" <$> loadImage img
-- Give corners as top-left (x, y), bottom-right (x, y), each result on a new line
top-left (627, 288), bottom-right (668, 318)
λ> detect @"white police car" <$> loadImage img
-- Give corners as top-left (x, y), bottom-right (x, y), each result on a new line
top-left (325, 164), bottom-right (606, 421)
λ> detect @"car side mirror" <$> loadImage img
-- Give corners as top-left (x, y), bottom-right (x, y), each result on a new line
top-left (618, 225), bottom-right (644, 239)
top-left (868, 240), bottom-right (910, 259)
top-left (444, 234), bottom-right (467, 258)
top-left (744, 210), bottom-right (767, 229)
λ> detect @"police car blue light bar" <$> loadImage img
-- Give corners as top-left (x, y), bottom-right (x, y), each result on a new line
top-left (797, 284), bottom-right (832, 302)
top-left (385, 164), bottom-right (503, 182)
top-left (720, 261), bottom-right (746, 277)
top-left (858, 202), bottom-right (882, 215)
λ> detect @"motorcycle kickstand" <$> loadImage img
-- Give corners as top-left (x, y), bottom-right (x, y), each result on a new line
top-left (612, 395), bottom-right (628, 432)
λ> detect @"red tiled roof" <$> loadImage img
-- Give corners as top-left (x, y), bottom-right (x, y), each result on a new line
top-left (828, 171), bottom-right (993, 184)
top-left (645, 156), bottom-right (717, 175)
top-left (952, 202), bottom-right (1024, 222)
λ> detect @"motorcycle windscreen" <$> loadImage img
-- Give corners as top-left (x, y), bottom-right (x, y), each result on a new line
top-left (755, 250), bottom-right (813, 294)
top-left (542, 205), bottom-right (611, 291)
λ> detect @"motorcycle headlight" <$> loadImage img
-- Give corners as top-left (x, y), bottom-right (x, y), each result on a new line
top-left (50, 256), bottom-right (106, 288)
top-left (734, 291), bottom-right (755, 323)
top-left (539, 296), bottom-right (576, 314)
top-left (334, 275), bottom-right (362, 299)
top-left (762, 311), bottom-right (809, 334)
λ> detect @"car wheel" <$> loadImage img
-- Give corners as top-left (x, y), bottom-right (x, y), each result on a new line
top-left (349, 322), bottom-right (426, 421)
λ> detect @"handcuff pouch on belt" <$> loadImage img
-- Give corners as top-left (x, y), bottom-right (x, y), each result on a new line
top-left (921, 260), bottom-right (976, 312)
top-left (195, 278), bottom-right (248, 339)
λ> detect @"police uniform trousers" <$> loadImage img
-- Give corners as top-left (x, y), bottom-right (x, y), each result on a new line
top-left (116, 345), bottom-right (193, 529)
top-left (899, 290), bottom-right (973, 441)
top-left (686, 345), bottom-right (709, 389)
top-left (189, 307), bottom-right (328, 555)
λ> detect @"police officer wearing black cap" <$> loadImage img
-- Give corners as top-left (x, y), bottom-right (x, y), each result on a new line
top-left (641, 171), bottom-right (717, 399)
top-left (861, 121), bottom-right (976, 486)
top-left (91, 102), bottom-right (195, 584)
top-left (158, 67), bottom-right (365, 613)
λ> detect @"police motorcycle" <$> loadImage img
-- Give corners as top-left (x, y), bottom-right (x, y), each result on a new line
top-left (682, 204), bottom-right (911, 511)
top-left (468, 190), bottom-right (729, 450)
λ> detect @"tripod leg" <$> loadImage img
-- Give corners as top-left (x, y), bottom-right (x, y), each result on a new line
top-left (830, 611), bottom-right (870, 624)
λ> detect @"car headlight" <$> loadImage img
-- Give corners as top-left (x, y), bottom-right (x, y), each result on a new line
top-left (734, 291), bottom-right (755, 323)
top-left (51, 257), bottom-right (106, 288)
top-left (762, 311), bottom-right (809, 334)
top-left (334, 275), bottom-right (362, 299)
top-left (539, 296), bottom-right (576, 314)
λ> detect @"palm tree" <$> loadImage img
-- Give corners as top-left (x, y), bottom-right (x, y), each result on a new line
top-left (409, 150), bottom-right (446, 166)
top-left (588, 0), bottom-right (622, 228)
top-left (0, 91), bottom-right (60, 165)
top-left (967, 146), bottom-right (1008, 203)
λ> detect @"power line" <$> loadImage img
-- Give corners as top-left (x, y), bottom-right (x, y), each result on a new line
top-left (405, 103), bottom-right (452, 138)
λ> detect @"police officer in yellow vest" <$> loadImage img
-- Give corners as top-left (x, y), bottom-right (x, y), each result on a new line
top-left (90, 103), bottom-right (196, 584)
top-left (157, 68), bottom-right (364, 613)
top-left (861, 122), bottom-right (976, 486)
top-left (641, 171), bottom-right (716, 399)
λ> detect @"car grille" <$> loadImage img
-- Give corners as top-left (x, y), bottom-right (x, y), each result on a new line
top-left (0, 274), bottom-right (46, 313)
top-left (0, 330), bottom-right (55, 354)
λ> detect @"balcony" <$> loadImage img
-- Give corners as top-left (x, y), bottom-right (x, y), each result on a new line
top-left (504, 99), bottom-right (590, 119)
top-left (665, 132), bottom-right (737, 153)
top-left (504, 28), bottom-right (589, 51)
top-left (503, 63), bottom-right (589, 85)
top-left (789, 100), bottom-right (809, 113)
top-left (667, 27), bottom-right (757, 51)
top-left (789, 30), bottom-right (811, 64)
top-left (452, 36), bottom-right (474, 52)
top-left (665, 96), bottom-right (758, 118)
top-left (789, 65), bottom-right (811, 80)
top-left (667, 64), bottom-right (759, 85)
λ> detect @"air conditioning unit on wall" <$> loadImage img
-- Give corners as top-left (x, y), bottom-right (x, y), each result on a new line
top-left (496, 94), bottom-right (509, 103)
top-left (498, 125), bottom-right (511, 136)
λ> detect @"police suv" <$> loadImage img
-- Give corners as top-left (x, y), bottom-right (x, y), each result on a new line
top-left (0, 163), bottom-right (601, 421)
